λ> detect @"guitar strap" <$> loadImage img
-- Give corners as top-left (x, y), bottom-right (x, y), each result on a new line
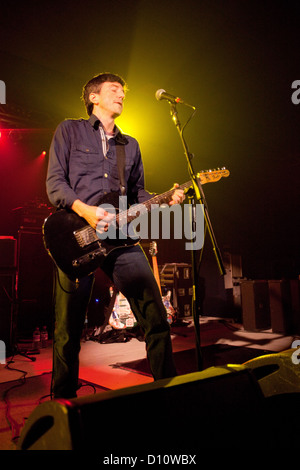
top-left (115, 142), bottom-right (126, 196)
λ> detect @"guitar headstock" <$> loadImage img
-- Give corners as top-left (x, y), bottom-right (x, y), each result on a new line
top-left (197, 167), bottom-right (230, 184)
top-left (149, 241), bottom-right (158, 257)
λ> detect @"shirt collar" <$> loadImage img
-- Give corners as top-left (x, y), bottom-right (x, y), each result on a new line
top-left (88, 114), bottom-right (128, 144)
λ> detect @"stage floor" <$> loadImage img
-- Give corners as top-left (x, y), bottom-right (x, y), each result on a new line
top-left (1, 316), bottom-right (297, 389)
top-left (1, 315), bottom-right (299, 451)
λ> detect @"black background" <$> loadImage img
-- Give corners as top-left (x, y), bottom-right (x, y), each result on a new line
top-left (1, 0), bottom-right (299, 282)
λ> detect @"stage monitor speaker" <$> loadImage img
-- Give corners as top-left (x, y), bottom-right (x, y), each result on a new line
top-left (16, 229), bottom-right (54, 338)
top-left (18, 367), bottom-right (265, 451)
top-left (244, 349), bottom-right (300, 398)
top-left (242, 349), bottom-right (300, 448)
top-left (241, 280), bottom-right (271, 330)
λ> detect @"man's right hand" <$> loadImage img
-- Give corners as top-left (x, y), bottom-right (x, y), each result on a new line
top-left (71, 199), bottom-right (114, 231)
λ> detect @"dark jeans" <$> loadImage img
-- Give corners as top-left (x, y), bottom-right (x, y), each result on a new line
top-left (52, 244), bottom-right (177, 398)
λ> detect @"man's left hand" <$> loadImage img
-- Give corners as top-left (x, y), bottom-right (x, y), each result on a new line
top-left (169, 183), bottom-right (185, 206)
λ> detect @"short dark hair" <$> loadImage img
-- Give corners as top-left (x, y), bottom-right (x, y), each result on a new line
top-left (81, 72), bottom-right (127, 116)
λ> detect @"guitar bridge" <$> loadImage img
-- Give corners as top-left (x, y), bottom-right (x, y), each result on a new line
top-left (73, 226), bottom-right (98, 247)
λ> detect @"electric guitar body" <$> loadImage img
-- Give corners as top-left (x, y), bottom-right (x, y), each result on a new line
top-left (43, 191), bottom-right (138, 279)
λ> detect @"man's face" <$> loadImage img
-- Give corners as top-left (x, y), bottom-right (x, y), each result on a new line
top-left (91, 81), bottom-right (125, 118)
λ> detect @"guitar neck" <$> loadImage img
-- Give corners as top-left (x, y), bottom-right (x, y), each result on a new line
top-left (117, 181), bottom-right (191, 226)
top-left (145, 180), bottom-right (192, 207)
top-left (116, 168), bottom-right (229, 227)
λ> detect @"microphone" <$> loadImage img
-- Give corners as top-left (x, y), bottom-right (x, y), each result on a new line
top-left (155, 89), bottom-right (195, 109)
top-left (155, 89), bottom-right (184, 104)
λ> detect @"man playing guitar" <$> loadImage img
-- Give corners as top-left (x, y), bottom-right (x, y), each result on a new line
top-left (46, 73), bottom-right (184, 398)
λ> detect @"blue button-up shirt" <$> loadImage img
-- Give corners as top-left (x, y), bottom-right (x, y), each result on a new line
top-left (46, 114), bottom-right (152, 209)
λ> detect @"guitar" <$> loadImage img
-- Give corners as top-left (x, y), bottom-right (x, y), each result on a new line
top-left (149, 241), bottom-right (175, 324)
top-left (149, 241), bottom-right (162, 296)
top-left (109, 290), bottom-right (137, 330)
top-left (43, 168), bottom-right (229, 279)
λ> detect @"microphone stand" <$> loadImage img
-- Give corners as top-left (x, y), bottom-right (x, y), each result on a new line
top-left (168, 102), bottom-right (225, 371)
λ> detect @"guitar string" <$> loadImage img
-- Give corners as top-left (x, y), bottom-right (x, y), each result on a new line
top-left (112, 169), bottom-right (228, 227)
top-left (114, 180), bottom-right (192, 227)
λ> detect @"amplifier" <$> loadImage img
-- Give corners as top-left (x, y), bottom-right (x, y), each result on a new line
top-left (0, 272), bottom-right (16, 356)
top-left (0, 236), bottom-right (17, 269)
top-left (16, 229), bottom-right (54, 338)
top-left (268, 280), bottom-right (292, 334)
top-left (241, 280), bottom-right (271, 331)
top-left (12, 204), bottom-right (52, 230)
top-left (160, 263), bottom-right (193, 318)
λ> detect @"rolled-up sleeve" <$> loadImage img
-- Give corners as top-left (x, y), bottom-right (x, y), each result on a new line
top-left (46, 121), bottom-right (79, 209)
